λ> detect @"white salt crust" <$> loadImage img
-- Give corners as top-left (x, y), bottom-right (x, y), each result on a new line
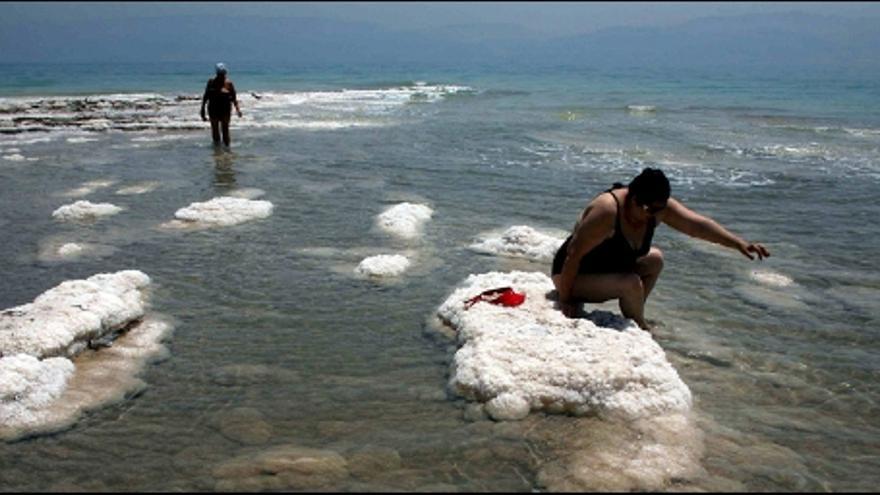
top-left (470, 225), bottom-right (567, 262)
top-left (376, 202), bottom-right (433, 239)
top-left (57, 243), bottom-right (84, 257)
top-left (0, 270), bottom-right (151, 359)
top-left (355, 254), bottom-right (411, 277)
top-left (750, 269), bottom-right (794, 287)
top-left (52, 200), bottom-right (123, 221)
top-left (0, 317), bottom-right (172, 442)
top-left (437, 271), bottom-right (692, 422)
top-left (163, 196), bottom-right (274, 228)
top-left (0, 271), bottom-right (171, 442)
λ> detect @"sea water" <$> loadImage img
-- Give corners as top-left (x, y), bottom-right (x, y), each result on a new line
top-left (1, 62), bottom-right (879, 491)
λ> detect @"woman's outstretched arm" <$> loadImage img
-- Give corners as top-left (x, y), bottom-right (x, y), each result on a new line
top-left (660, 198), bottom-right (770, 260)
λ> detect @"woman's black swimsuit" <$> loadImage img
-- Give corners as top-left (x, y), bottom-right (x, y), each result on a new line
top-left (204, 78), bottom-right (235, 121)
top-left (551, 186), bottom-right (656, 276)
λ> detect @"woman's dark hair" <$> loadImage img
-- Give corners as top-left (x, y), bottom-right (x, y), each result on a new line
top-left (627, 167), bottom-right (670, 205)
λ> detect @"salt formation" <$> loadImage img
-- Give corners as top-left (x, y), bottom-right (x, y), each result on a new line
top-left (52, 200), bottom-right (122, 221)
top-left (163, 196), bottom-right (274, 229)
top-left (63, 178), bottom-right (116, 197)
top-left (469, 225), bottom-right (566, 262)
top-left (57, 243), bottom-right (84, 258)
top-left (376, 202), bottom-right (433, 239)
top-left (355, 254), bottom-right (411, 277)
top-left (750, 269), bottom-right (794, 287)
top-left (436, 271), bottom-right (692, 421)
top-left (115, 181), bottom-right (159, 195)
top-left (0, 270), bottom-right (171, 442)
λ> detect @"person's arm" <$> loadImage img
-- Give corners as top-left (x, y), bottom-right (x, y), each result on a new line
top-left (230, 82), bottom-right (242, 118)
top-left (558, 198), bottom-right (616, 304)
top-left (200, 79), bottom-right (211, 121)
top-left (660, 198), bottom-right (770, 260)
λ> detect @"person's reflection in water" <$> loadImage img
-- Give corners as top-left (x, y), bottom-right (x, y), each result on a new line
top-left (212, 147), bottom-right (237, 190)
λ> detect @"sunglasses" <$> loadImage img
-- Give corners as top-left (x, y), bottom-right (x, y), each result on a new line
top-left (637, 200), bottom-right (667, 215)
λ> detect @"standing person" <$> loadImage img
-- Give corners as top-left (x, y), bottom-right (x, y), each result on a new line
top-left (551, 167), bottom-right (770, 330)
top-left (200, 63), bottom-right (242, 147)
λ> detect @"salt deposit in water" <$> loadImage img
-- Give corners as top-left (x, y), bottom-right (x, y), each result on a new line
top-left (57, 243), bottom-right (84, 258)
top-left (61, 179), bottom-right (116, 198)
top-left (115, 181), bottom-right (159, 195)
top-left (750, 269), bottom-right (794, 287)
top-left (0, 270), bottom-right (172, 442)
top-left (436, 270), bottom-right (692, 422)
top-left (52, 200), bottom-right (123, 221)
top-left (469, 225), bottom-right (567, 262)
top-left (376, 202), bottom-right (433, 239)
top-left (161, 196), bottom-right (274, 229)
top-left (355, 254), bottom-right (411, 278)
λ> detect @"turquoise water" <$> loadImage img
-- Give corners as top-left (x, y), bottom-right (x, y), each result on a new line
top-left (1, 62), bottom-right (879, 491)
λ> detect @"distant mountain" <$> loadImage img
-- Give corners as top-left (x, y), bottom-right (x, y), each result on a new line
top-left (1, 11), bottom-right (877, 71)
top-left (532, 11), bottom-right (880, 69)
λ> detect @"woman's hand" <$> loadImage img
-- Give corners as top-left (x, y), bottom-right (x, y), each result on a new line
top-left (738, 241), bottom-right (770, 260)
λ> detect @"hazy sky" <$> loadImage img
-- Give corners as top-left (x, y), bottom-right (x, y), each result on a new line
top-left (6, 2), bottom-right (879, 36)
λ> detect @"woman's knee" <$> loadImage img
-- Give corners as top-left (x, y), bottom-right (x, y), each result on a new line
top-left (639, 247), bottom-right (664, 274)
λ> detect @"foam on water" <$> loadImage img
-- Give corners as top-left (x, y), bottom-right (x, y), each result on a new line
top-left (376, 202), bottom-right (433, 239)
top-left (51, 200), bottom-right (123, 221)
top-left (627, 105), bottom-right (657, 113)
top-left (65, 136), bottom-right (99, 144)
top-left (436, 270), bottom-right (692, 421)
top-left (469, 225), bottom-right (567, 262)
top-left (355, 254), bottom-right (411, 278)
top-left (162, 196), bottom-right (274, 229)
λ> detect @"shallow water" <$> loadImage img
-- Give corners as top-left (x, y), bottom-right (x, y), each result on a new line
top-left (1, 64), bottom-right (879, 491)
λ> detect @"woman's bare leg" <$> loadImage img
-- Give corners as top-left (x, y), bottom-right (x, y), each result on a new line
top-left (220, 119), bottom-right (231, 147)
top-left (210, 119), bottom-right (221, 144)
top-left (553, 272), bottom-right (649, 329)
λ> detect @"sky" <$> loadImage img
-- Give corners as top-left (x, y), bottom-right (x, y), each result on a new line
top-left (5, 1), bottom-right (879, 37)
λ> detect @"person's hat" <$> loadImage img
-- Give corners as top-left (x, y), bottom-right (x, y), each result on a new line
top-left (215, 63), bottom-right (228, 75)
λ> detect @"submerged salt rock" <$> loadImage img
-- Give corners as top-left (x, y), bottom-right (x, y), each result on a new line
top-left (355, 254), bottom-right (411, 277)
top-left (115, 181), bottom-right (159, 195)
top-left (213, 444), bottom-right (349, 491)
top-left (0, 270), bottom-right (151, 359)
top-left (750, 269), bottom-right (794, 287)
top-left (57, 243), bottom-right (84, 257)
top-left (437, 271), bottom-right (691, 421)
top-left (376, 202), bottom-right (433, 239)
top-left (470, 225), bottom-right (566, 262)
top-left (62, 180), bottom-right (116, 198)
top-left (52, 200), bottom-right (123, 221)
top-left (167, 196), bottom-right (273, 228)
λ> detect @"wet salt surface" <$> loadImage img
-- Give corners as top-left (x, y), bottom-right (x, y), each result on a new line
top-left (0, 89), bottom-right (878, 493)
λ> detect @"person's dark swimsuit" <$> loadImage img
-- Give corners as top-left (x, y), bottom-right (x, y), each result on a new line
top-left (204, 78), bottom-right (235, 121)
top-left (551, 186), bottom-right (656, 276)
